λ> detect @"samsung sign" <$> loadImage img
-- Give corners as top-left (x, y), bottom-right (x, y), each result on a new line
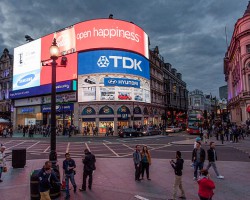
top-left (10, 80), bottom-right (75, 99)
top-left (78, 50), bottom-right (150, 79)
top-left (104, 78), bottom-right (140, 88)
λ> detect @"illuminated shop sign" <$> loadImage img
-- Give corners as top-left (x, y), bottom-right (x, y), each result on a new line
top-left (104, 78), bottom-right (140, 88)
top-left (42, 103), bottom-right (74, 113)
top-left (10, 80), bottom-right (76, 99)
top-left (78, 50), bottom-right (150, 79)
top-left (21, 107), bottom-right (35, 113)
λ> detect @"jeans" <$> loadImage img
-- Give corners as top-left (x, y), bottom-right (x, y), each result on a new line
top-left (173, 175), bottom-right (185, 199)
top-left (65, 172), bottom-right (76, 196)
top-left (207, 162), bottom-right (219, 176)
top-left (82, 170), bottom-right (93, 190)
top-left (194, 161), bottom-right (204, 178)
top-left (141, 162), bottom-right (149, 179)
top-left (134, 163), bottom-right (141, 180)
top-left (0, 167), bottom-right (2, 179)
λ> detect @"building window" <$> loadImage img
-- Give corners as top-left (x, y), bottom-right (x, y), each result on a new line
top-left (246, 44), bottom-right (250, 53)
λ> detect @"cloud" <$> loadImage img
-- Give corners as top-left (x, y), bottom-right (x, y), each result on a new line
top-left (0, 0), bottom-right (249, 97)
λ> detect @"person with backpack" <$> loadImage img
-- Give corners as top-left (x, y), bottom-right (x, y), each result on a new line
top-left (79, 149), bottom-right (96, 191)
top-left (168, 151), bottom-right (186, 200)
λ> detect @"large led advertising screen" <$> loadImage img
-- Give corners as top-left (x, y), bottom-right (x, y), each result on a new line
top-left (78, 50), bottom-right (150, 79)
top-left (78, 50), bottom-right (150, 103)
top-left (12, 18), bottom-right (149, 98)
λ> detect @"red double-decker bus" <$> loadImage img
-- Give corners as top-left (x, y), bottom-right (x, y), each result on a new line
top-left (186, 110), bottom-right (203, 135)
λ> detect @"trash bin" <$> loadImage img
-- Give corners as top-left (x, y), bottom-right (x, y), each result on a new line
top-left (12, 148), bottom-right (26, 168)
top-left (30, 169), bottom-right (40, 200)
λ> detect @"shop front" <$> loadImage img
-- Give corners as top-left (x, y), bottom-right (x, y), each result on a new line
top-left (117, 106), bottom-right (130, 129)
top-left (81, 106), bottom-right (97, 135)
top-left (98, 106), bottom-right (114, 135)
top-left (16, 106), bottom-right (42, 126)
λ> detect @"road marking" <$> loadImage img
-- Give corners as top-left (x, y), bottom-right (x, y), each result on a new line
top-left (6, 141), bottom-right (26, 150)
top-left (43, 145), bottom-right (50, 153)
top-left (134, 195), bottom-right (149, 200)
top-left (122, 143), bottom-right (135, 150)
top-left (27, 141), bottom-right (40, 150)
top-left (103, 143), bottom-right (120, 157)
top-left (103, 140), bottom-right (111, 144)
top-left (85, 143), bottom-right (90, 152)
top-left (66, 142), bottom-right (70, 153)
top-left (150, 144), bottom-right (172, 151)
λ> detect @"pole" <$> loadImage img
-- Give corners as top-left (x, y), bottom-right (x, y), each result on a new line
top-left (62, 98), bottom-right (65, 135)
top-left (132, 101), bottom-right (134, 129)
top-left (49, 57), bottom-right (57, 166)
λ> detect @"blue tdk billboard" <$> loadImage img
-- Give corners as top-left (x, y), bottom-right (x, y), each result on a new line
top-left (78, 50), bottom-right (150, 79)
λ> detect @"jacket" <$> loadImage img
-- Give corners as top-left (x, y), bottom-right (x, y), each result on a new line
top-left (0, 152), bottom-right (6, 167)
top-left (198, 177), bottom-right (215, 198)
top-left (38, 168), bottom-right (60, 192)
top-left (141, 151), bottom-right (151, 165)
top-left (83, 152), bottom-right (96, 172)
top-left (133, 151), bottom-right (141, 165)
top-left (207, 148), bottom-right (217, 162)
top-left (63, 158), bottom-right (76, 174)
top-left (171, 158), bottom-right (184, 176)
top-left (192, 148), bottom-right (206, 163)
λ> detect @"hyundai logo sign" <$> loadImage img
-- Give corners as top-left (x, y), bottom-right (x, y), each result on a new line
top-left (17, 74), bottom-right (35, 86)
top-left (107, 79), bottom-right (117, 84)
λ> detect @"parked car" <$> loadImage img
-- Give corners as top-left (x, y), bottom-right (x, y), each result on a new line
top-left (142, 127), bottom-right (162, 136)
top-left (166, 126), bottom-right (182, 133)
top-left (118, 94), bottom-right (132, 100)
top-left (118, 128), bottom-right (143, 137)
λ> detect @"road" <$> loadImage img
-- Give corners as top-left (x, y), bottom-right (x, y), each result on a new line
top-left (1, 132), bottom-right (250, 162)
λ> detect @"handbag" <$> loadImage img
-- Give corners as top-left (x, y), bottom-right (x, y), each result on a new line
top-left (3, 166), bottom-right (7, 173)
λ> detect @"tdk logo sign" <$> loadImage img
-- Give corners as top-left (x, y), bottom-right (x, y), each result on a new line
top-left (97, 56), bottom-right (142, 71)
top-left (17, 74), bottom-right (35, 86)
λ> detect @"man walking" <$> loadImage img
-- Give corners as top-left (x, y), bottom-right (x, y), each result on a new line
top-left (192, 141), bottom-right (206, 180)
top-left (38, 161), bottom-right (60, 200)
top-left (133, 145), bottom-right (141, 181)
top-left (168, 151), bottom-right (186, 200)
top-left (79, 149), bottom-right (96, 191)
top-left (206, 142), bottom-right (224, 179)
top-left (63, 153), bottom-right (77, 199)
top-left (0, 145), bottom-right (6, 182)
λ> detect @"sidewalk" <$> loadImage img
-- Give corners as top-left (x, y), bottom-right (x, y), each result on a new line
top-left (1, 157), bottom-right (250, 200)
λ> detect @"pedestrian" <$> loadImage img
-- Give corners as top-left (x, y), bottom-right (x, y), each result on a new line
top-left (79, 149), bottom-right (96, 191)
top-left (192, 141), bottom-right (206, 180)
top-left (2, 128), bottom-right (7, 138)
top-left (38, 161), bottom-right (60, 200)
top-left (63, 153), bottom-right (77, 199)
top-left (133, 145), bottom-right (142, 182)
top-left (140, 145), bottom-right (151, 180)
top-left (168, 151), bottom-right (186, 200)
top-left (0, 145), bottom-right (7, 182)
top-left (197, 169), bottom-right (215, 200)
top-left (206, 142), bottom-right (224, 179)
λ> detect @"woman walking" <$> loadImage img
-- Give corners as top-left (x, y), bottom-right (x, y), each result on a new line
top-left (141, 146), bottom-right (151, 180)
top-left (197, 169), bottom-right (215, 200)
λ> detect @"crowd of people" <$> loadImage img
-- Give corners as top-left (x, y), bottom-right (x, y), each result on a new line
top-left (16, 124), bottom-right (78, 138)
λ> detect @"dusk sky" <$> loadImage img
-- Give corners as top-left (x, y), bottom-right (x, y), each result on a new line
top-left (0, 0), bottom-right (249, 97)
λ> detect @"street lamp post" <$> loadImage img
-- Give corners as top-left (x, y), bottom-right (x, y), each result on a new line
top-left (49, 38), bottom-right (59, 167)
top-left (62, 97), bottom-right (65, 136)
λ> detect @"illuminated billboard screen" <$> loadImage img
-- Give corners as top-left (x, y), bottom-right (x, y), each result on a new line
top-left (78, 50), bottom-right (150, 103)
top-left (78, 50), bottom-right (150, 79)
top-left (12, 19), bottom-right (148, 94)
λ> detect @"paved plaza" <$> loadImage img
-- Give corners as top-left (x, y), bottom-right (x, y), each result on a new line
top-left (0, 134), bottom-right (250, 200)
